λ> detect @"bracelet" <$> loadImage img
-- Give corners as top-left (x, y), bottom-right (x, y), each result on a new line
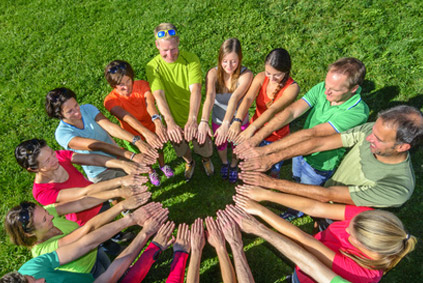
top-left (151, 114), bottom-right (162, 122)
top-left (130, 152), bottom-right (136, 160)
top-left (232, 118), bottom-right (243, 124)
top-left (131, 135), bottom-right (141, 145)
top-left (200, 119), bottom-right (209, 124)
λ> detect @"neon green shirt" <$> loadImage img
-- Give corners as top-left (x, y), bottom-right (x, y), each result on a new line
top-left (302, 81), bottom-right (369, 171)
top-left (31, 205), bottom-right (97, 274)
top-left (146, 50), bottom-right (203, 127)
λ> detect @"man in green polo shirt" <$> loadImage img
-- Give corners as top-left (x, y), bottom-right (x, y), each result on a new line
top-left (236, 57), bottom-right (368, 220)
top-left (146, 23), bottom-right (213, 181)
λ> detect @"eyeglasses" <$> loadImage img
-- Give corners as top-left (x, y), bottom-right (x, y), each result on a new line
top-left (108, 64), bottom-right (126, 74)
top-left (19, 202), bottom-right (31, 232)
top-left (156, 29), bottom-right (177, 39)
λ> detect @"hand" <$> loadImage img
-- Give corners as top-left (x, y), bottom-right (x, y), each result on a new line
top-left (141, 208), bottom-right (170, 236)
top-left (214, 122), bottom-right (230, 146)
top-left (205, 216), bottom-right (226, 249)
top-left (238, 171), bottom-right (274, 188)
top-left (144, 130), bottom-right (163, 150)
top-left (239, 156), bottom-right (274, 172)
top-left (120, 161), bottom-right (150, 175)
top-left (131, 202), bottom-right (165, 226)
top-left (216, 209), bottom-right (243, 248)
top-left (190, 218), bottom-right (205, 253)
top-left (233, 126), bottom-right (255, 146)
top-left (119, 185), bottom-right (149, 199)
top-left (197, 121), bottom-right (212, 144)
top-left (154, 121), bottom-right (169, 144)
top-left (167, 121), bottom-right (184, 143)
top-left (132, 153), bottom-right (156, 166)
top-left (235, 184), bottom-right (268, 202)
top-left (121, 192), bottom-right (151, 210)
top-left (227, 122), bottom-right (241, 143)
top-left (120, 174), bottom-right (148, 188)
top-left (233, 137), bottom-right (261, 158)
top-left (173, 223), bottom-right (191, 253)
top-left (135, 139), bottom-right (159, 159)
top-left (184, 118), bottom-right (198, 142)
top-left (224, 205), bottom-right (263, 235)
top-left (233, 194), bottom-right (263, 216)
top-left (152, 221), bottom-right (176, 250)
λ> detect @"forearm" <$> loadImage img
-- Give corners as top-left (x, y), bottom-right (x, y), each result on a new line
top-left (234, 96), bottom-right (254, 121)
top-left (123, 114), bottom-right (152, 137)
top-left (253, 108), bottom-right (296, 143)
top-left (57, 216), bottom-right (133, 265)
top-left (215, 246), bottom-right (236, 283)
top-left (56, 195), bottom-right (109, 215)
top-left (200, 91), bottom-right (214, 121)
top-left (187, 250), bottom-right (203, 283)
top-left (155, 92), bottom-right (176, 125)
top-left (229, 244), bottom-right (254, 283)
top-left (222, 95), bottom-right (243, 123)
top-left (166, 251), bottom-right (189, 283)
top-left (255, 226), bottom-right (335, 283)
top-left (188, 85), bottom-right (202, 119)
top-left (88, 141), bottom-right (133, 160)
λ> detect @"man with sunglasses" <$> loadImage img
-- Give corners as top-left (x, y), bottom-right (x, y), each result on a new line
top-left (146, 23), bottom-right (214, 181)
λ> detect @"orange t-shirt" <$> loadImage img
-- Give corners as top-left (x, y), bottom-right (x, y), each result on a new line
top-left (251, 76), bottom-right (294, 142)
top-left (104, 80), bottom-right (156, 138)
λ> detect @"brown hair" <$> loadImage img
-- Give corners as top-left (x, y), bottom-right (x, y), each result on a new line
top-left (328, 57), bottom-right (366, 89)
top-left (0, 272), bottom-right (27, 283)
top-left (104, 60), bottom-right (135, 88)
top-left (216, 38), bottom-right (243, 93)
top-left (45, 88), bottom-right (77, 119)
top-left (340, 210), bottom-right (416, 273)
top-left (5, 202), bottom-right (38, 247)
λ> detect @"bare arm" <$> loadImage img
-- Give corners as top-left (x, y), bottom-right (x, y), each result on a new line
top-left (217, 210), bottom-right (254, 283)
top-left (184, 83), bottom-right (202, 142)
top-left (239, 171), bottom-right (354, 204)
top-left (95, 112), bottom-right (158, 158)
top-left (145, 90), bottom-right (169, 144)
top-left (54, 174), bottom-right (147, 203)
top-left (205, 217), bottom-right (236, 283)
top-left (234, 83), bottom-right (299, 144)
top-left (234, 200), bottom-right (336, 268)
top-left (198, 69), bottom-right (217, 144)
top-left (234, 185), bottom-right (346, 220)
top-left (187, 218), bottom-right (205, 283)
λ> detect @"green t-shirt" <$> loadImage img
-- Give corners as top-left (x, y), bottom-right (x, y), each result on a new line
top-left (325, 122), bottom-right (415, 207)
top-left (301, 81), bottom-right (369, 171)
top-left (146, 50), bottom-right (203, 127)
top-left (19, 251), bottom-right (94, 283)
top-left (31, 205), bottom-right (97, 274)
top-left (331, 275), bottom-right (351, 283)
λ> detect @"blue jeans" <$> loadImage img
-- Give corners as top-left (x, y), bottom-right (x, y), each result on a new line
top-left (292, 155), bottom-right (334, 186)
top-left (259, 140), bottom-right (283, 173)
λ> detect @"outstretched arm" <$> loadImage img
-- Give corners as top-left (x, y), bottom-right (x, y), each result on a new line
top-left (225, 205), bottom-right (344, 283)
top-left (187, 218), bottom-right (206, 283)
top-left (217, 210), bottom-right (254, 283)
top-left (184, 83), bottom-right (202, 142)
top-left (234, 185), bottom-right (346, 220)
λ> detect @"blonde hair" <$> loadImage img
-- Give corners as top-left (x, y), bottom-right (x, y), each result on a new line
top-left (216, 38), bottom-right (243, 93)
top-left (340, 210), bottom-right (416, 273)
top-left (154, 23), bottom-right (179, 40)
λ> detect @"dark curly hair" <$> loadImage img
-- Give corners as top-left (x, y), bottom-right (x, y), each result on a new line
top-left (45, 87), bottom-right (77, 119)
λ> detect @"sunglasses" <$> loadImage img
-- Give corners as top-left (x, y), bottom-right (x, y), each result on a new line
top-left (156, 29), bottom-right (177, 39)
top-left (19, 202), bottom-right (31, 232)
top-left (108, 63), bottom-right (126, 74)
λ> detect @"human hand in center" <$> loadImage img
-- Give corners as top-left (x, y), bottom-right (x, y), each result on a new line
top-left (184, 118), bottom-right (198, 142)
top-left (152, 221), bottom-right (176, 251)
top-left (173, 223), bottom-right (191, 253)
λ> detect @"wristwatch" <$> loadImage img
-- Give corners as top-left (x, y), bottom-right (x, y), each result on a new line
top-left (151, 114), bottom-right (162, 122)
top-left (131, 135), bottom-right (141, 145)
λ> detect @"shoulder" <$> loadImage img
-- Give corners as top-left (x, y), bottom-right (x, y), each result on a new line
top-left (254, 72), bottom-right (266, 82)
top-left (180, 50), bottom-right (200, 62)
top-left (207, 67), bottom-right (217, 79)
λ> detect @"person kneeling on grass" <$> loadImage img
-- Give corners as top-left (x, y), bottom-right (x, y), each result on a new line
top-left (5, 195), bottom-right (154, 278)
top-left (45, 87), bottom-right (158, 184)
top-left (233, 186), bottom-right (416, 283)
top-left (1, 206), bottom-right (169, 283)
top-left (104, 60), bottom-right (175, 186)
top-left (15, 138), bottom-right (149, 226)
top-left (198, 38), bottom-right (253, 183)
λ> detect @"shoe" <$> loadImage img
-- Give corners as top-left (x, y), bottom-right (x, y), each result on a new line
top-left (280, 209), bottom-right (304, 222)
top-left (220, 163), bottom-right (229, 179)
top-left (149, 170), bottom-right (160, 186)
top-left (185, 160), bottom-right (196, 181)
top-left (160, 165), bottom-right (174, 178)
top-left (111, 231), bottom-right (135, 244)
top-left (229, 166), bottom-right (238, 183)
top-left (202, 159), bottom-right (214, 176)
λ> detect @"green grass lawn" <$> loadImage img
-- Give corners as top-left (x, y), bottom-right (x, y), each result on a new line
top-left (1, 0), bottom-right (422, 282)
